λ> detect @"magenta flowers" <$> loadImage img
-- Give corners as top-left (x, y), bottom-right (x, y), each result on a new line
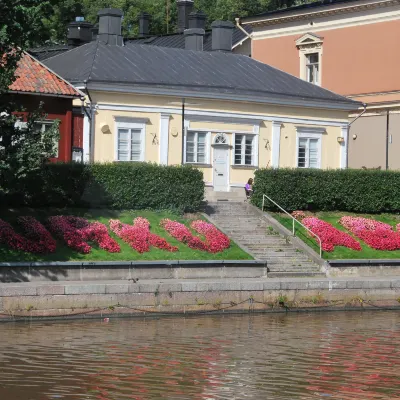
top-left (303, 217), bottom-right (362, 252)
top-left (110, 217), bottom-right (178, 254)
top-left (339, 216), bottom-right (400, 251)
top-left (0, 217), bottom-right (56, 254)
top-left (48, 216), bottom-right (121, 254)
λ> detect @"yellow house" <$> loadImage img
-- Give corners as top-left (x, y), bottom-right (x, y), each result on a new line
top-left (45, 8), bottom-right (359, 193)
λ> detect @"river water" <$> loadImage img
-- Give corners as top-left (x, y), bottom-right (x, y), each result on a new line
top-left (0, 311), bottom-right (399, 400)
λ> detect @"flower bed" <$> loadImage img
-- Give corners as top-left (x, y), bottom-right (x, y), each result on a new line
top-left (48, 216), bottom-right (120, 254)
top-left (339, 216), bottom-right (400, 251)
top-left (191, 220), bottom-right (230, 253)
top-left (110, 217), bottom-right (178, 254)
top-left (303, 217), bottom-right (362, 252)
top-left (161, 219), bottom-right (230, 253)
top-left (0, 217), bottom-right (56, 254)
top-left (292, 211), bottom-right (306, 221)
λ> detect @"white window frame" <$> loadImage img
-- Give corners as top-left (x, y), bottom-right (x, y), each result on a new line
top-left (296, 33), bottom-right (323, 87)
top-left (114, 117), bottom-right (146, 162)
top-left (34, 120), bottom-right (59, 158)
top-left (184, 130), bottom-right (210, 164)
top-left (296, 127), bottom-right (324, 169)
top-left (306, 53), bottom-right (319, 85)
top-left (232, 133), bottom-right (258, 167)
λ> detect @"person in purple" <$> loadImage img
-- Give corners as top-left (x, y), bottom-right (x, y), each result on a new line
top-left (245, 178), bottom-right (254, 198)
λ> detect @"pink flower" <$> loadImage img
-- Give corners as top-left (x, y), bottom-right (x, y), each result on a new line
top-left (0, 217), bottom-right (56, 254)
top-left (160, 219), bottom-right (230, 253)
top-left (339, 216), bottom-right (400, 251)
top-left (110, 217), bottom-right (178, 253)
top-left (303, 217), bottom-right (362, 252)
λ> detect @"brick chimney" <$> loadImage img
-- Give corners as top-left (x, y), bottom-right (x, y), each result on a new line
top-left (176, 0), bottom-right (194, 33)
top-left (138, 12), bottom-right (151, 37)
top-left (67, 18), bottom-right (93, 47)
top-left (211, 20), bottom-right (235, 52)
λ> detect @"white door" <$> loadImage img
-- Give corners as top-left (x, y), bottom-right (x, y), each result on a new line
top-left (213, 146), bottom-right (229, 191)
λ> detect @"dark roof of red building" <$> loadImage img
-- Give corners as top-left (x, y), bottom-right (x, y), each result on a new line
top-left (9, 52), bottom-right (81, 97)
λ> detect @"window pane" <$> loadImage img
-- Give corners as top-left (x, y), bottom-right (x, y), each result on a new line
top-left (197, 133), bottom-right (206, 163)
top-left (309, 139), bottom-right (319, 168)
top-left (131, 129), bottom-right (142, 161)
top-left (118, 129), bottom-right (129, 161)
top-left (307, 53), bottom-right (319, 64)
top-left (298, 139), bottom-right (307, 168)
top-left (235, 135), bottom-right (243, 164)
top-left (245, 136), bottom-right (253, 165)
top-left (186, 132), bottom-right (196, 163)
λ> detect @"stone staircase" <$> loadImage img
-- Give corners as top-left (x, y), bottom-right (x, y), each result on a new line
top-left (205, 200), bottom-right (325, 278)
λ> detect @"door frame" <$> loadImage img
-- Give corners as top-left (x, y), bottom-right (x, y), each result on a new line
top-left (212, 132), bottom-right (231, 192)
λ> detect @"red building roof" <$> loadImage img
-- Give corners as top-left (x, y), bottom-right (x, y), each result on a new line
top-left (9, 52), bottom-right (81, 97)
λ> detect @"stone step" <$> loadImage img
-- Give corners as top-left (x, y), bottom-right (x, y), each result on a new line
top-left (268, 272), bottom-right (326, 278)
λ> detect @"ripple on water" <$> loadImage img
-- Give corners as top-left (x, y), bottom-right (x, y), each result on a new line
top-left (0, 311), bottom-right (399, 399)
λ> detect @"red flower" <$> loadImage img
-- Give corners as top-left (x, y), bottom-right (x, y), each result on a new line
top-left (303, 217), bottom-right (362, 252)
top-left (0, 217), bottom-right (56, 254)
top-left (48, 216), bottom-right (121, 254)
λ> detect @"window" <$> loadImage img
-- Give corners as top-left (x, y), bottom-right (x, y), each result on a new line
top-left (117, 128), bottom-right (143, 161)
top-left (34, 121), bottom-right (59, 158)
top-left (186, 131), bottom-right (207, 163)
top-left (306, 53), bottom-right (319, 84)
top-left (234, 134), bottom-right (254, 165)
top-left (297, 137), bottom-right (320, 168)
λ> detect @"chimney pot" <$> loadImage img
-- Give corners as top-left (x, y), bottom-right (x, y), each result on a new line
top-left (188, 10), bottom-right (207, 30)
top-left (138, 12), bottom-right (151, 37)
top-left (176, 0), bottom-right (194, 33)
top-left (211, 20), bottom-right (235, 52)
top-left (184, 28), bottom-right (205, 51)
top-left (97, 8), bottom-right (124, 46)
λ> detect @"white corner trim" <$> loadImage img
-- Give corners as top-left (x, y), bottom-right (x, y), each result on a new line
top-left (159, 113), bottom-right (170, 165)
top-left (83, 112), bottom-right (90, 163)
top-left (340, 125), bottom-right (348, 169)
top-left (271, 121), bottom-right (281, 168)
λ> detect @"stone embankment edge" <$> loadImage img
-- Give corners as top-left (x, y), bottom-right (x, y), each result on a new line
top-left (0, 277), bottom-right (399, 322)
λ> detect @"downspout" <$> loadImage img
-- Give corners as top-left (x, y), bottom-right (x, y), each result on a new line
top-left (235, 18), bottom-right (252, 39)
top-left (181, 98), bottom-right (185, 165)
top-left (386, 109), bottom-right (390, 170)
top-left (347, 103), bottom-right (367, 168)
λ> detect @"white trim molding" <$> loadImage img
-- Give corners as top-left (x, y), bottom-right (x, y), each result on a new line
top-left (340, 125), bottom-right (348, 169)
top-left (271, 121), bottom-right (282, 168)
top-left (159, 113), bottom-right (170, 165)
top-left (83, 112), bottom-right (90, 163)
top-left (296, 33), bottom-right (323, 86)
top-left (98, 103), bottom-right (349, 128)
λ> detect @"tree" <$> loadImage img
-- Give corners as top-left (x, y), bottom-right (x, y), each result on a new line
top-left (0, 0), bottom-right (60, 199)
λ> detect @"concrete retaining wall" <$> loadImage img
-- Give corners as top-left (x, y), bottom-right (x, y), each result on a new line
top-left (1, 277), bottom-right (399, 321)
top-left (0, 261), bottom-right (267, 283)
top-left (328, 260), bottom-right (400, 277)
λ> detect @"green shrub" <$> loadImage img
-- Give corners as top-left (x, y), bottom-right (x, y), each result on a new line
top-left (0, 162), bottom-right (204, 212)
top-left (252, 168), bottom-right (400, 213)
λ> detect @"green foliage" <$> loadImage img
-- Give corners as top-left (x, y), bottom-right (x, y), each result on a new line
top-left (252, 168), bottom-right (400, 213)
top-left (0, 162), bottom-right (205, 213)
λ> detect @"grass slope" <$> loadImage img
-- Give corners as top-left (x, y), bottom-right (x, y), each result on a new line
top-left (274, 211), bottom-right (400, 260)
top-left (0, 209), bottom-right (252, 262)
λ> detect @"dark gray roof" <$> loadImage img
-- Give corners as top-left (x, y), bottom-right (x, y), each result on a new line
top-left (29, 26), bottom-right (251, 61)
top-left (29, 44), bottom-right (71, 61)
top-left (44, 41), bottom-right (359, 109)
top-left (126, 25), bottom-right (252, 51)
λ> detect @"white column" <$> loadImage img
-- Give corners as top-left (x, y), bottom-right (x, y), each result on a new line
top-left (340, 125), bottom-right (348, 169)
top-left (83, 111), bottom-right (90, 163)
top-left (271, 121), bottom-right (282, 168)
top-left (159, 113), bottom-right (170, 165)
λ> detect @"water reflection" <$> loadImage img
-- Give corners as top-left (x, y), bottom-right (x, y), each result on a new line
top-left (0, 311), bottom-right (399, 399)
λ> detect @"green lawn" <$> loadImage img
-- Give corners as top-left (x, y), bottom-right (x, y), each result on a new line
top-left (0, 208), bottom-right (252, 262)
top-left (273, 211), bottom-right (400, 260)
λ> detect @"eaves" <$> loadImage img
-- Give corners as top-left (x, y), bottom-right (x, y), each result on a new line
top-left (81, 82), bottom-right (361, 112)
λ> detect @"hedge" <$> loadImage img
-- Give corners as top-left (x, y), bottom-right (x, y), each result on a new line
top-left (0, 162), bottom-right (204, 212)
top-left (252, 168), bottom-right (400, 214)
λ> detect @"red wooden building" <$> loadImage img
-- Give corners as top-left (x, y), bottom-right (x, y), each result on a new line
top-left (9, 52), bottom-right (84, 162)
